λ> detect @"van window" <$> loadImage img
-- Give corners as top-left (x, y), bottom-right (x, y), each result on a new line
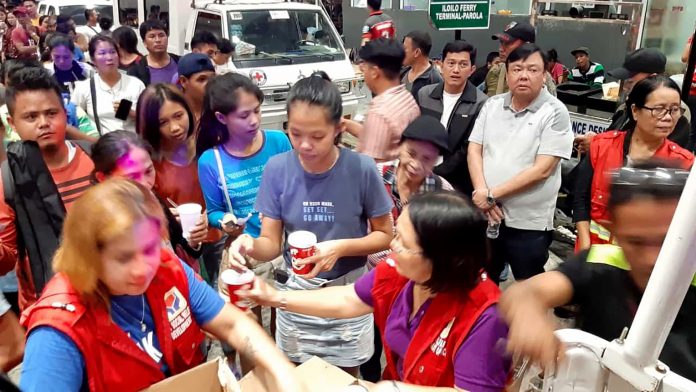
top-left (117, 0), bottom-right (139, 27)
top-left (144, 0), bottom-right (169, 31)
top-left (63, 6), bottom-right (113, 25)
top-left (194, 12), bottom-right (223, 39)
top-left (38, 4), bottom-right (46, 15)
top-left (47, 6), bottom-right (56, 16)
top-left (228, 9), bottom-right (345, 68)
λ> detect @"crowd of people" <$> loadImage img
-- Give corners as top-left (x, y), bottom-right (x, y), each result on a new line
top-left (0, 0), bottom-right (692, 390)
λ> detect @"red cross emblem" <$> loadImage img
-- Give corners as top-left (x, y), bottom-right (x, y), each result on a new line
top-left (249, 69), bottom-right (267, 86)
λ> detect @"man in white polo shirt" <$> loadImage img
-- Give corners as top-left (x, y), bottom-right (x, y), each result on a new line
top-left (468, 43), bottom-right (573, 283)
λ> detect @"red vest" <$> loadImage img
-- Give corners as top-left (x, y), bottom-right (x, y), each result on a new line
top-left (20, 250), bottom-right (205, 392)
top-left (371, 258), bottom-right (500, 387)
top-left (588, 131), bottom-right (694, 245)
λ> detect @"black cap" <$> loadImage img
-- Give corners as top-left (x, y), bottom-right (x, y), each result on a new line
top-left (492, 21), bottom-right (535, 43)
top-left (607, 48), bottom-right (666, 80)
top-left (178, 53), bottom-right (215, 78)
top-left (400, 116), bottom-right (450, 154)
top-left (571, 47), bottom-right (590, 56)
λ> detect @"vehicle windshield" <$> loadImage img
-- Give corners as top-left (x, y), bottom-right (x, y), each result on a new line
top-left (228, 9), bottom-right (345, 67)
top-left (60, 5), bottom-right (113, 25)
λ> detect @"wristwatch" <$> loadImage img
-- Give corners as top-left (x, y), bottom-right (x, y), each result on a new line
top-left (486, 189), bottom-right (496, 205)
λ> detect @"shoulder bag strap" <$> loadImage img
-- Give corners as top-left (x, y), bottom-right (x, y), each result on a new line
top-left (90, 77), bottom-right (103, 136)
top-left (213, 147), bottom-right (233, 213)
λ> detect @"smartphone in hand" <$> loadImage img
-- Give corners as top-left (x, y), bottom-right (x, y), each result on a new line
top-left (114, 99), bottom-right (133, 121)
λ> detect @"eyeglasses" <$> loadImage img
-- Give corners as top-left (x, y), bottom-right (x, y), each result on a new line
top-left (640, 105), bottom-right (685, 119)
top-left (392, 232), bottom-right (422, 256)
top-left (612, 167), bottom-right (690, 187)
top-left (508, 66), bottom-right (543, 77)
top-left (444, 60), bottom-right (471, 70)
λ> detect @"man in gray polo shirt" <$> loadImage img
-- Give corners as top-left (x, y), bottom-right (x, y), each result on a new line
top-left (468, 43), bottom-right (573, 283)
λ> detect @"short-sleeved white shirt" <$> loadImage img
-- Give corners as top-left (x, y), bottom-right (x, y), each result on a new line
top-left (71, 73), bottom-right (145, 134)
top-left (469, 89), bottom-right (573, 230)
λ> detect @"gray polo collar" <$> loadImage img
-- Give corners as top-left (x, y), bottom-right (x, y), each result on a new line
top-left (503, 88), bottom-right (552, 113)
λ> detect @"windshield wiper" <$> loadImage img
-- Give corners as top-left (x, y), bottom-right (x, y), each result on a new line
top-left (258, 51), bottom-right (294, 64)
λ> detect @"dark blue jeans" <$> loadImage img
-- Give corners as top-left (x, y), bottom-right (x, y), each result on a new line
top-left (488, 225), bottom-right (553, 284)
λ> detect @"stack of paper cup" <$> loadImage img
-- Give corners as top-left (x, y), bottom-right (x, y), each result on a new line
top-left (177, 203), bottom-right (202, 240)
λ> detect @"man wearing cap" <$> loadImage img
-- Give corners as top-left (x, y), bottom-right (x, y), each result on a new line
top-left (417, 40), bottom-right (487, 195)
top-left (575, 48), bottom-right (691, 152)
top-left (344, 39), bottom-right (420, 163)
top-left (469, 43), bottom-right (573, 283)
top-left (377, 116), bottom-right (454, 216)
top-left (10, 7), bottom-right (39, 61)
top-left (178, 53), bottom-right (215, 122)
top-left (361, 0), bottom-right (395, 46)
top-left (568, 47), bottom-right (604, 88)
top-left (485, 21), bottom-right (556, 97)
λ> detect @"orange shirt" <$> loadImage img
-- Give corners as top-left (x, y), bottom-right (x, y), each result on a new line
top-left (52, 146), bottom-right (94, 211)
top-left (153, 158), bottom-right (223, 243)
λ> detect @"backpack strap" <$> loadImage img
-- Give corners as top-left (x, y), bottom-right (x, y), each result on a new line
top-left (213, 147), bottom-right (232, 213)
top-left (1, 161), bottom-right (14, 210)
top-left (90, 77), bottom-right (103, 136)
top-left (72, 140), bottom-right (93, 156)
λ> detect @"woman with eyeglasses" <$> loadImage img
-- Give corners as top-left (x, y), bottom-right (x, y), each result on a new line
top-left (573, 75), bottom-right (694, 251)
top-left (237, 192), bottom-right (511, 391)
top-left (503, 163), bottom-right (696, 380)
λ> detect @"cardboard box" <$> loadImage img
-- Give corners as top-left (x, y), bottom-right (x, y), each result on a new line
top-left (143, 356), bottom-right (358, 392)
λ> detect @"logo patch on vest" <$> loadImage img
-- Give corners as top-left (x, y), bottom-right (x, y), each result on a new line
top-left (430, 318), bottom-right (455, 357)
top-left (164, 287), bottom-right (192, 339)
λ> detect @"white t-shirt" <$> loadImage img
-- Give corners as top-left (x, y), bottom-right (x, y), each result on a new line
top-left (76, 24), bottom-right (101, 41)
top-left (71, 73), bottom-right (145, 134)
top-left (440, 91), bottom-right (462, 129)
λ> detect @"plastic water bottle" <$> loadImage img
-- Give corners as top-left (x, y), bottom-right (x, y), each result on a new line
top-left (486, 221), bottom-right (500, 239)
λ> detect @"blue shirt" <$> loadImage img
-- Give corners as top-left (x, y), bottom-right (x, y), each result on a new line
top-left (198, 130), bottom-right (292, 238)
top-left (255, 148), bottom-right (393, 279)
top-left (20, 260), bottom-right (225, 392)
top-left (73, 47), bottom-right (85, 63)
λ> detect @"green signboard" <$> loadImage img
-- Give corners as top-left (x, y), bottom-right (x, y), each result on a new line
top-left (429, 0), bottom-right (491, 30)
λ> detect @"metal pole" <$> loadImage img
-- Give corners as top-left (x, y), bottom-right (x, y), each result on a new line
top-left (622, 163), bottom-right (696, 366)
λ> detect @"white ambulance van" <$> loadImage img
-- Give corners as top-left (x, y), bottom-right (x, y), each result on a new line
top-left (112, 0), bottom-right (360, 130)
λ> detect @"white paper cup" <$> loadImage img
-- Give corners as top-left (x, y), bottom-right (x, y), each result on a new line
top-left (177, 203), bottom-right (202, 239)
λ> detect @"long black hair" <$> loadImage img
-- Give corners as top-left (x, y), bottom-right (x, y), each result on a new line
top-left (196, 73), bottom-right (264, 156)
top-left (407, 191), bottom-right (488, 293)
top-left (112, 26), bottom-right (141, 56)
top-left (136, 83), bottom-right (195, 159)
top-left (626, 75), bottom-right (681, 130)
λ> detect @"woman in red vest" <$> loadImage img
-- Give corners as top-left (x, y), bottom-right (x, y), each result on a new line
top-left (573, 75), bottom-right (694, 251)
top-left (19, 179), bottom-right (303, 392)
top-left (238, 191), bottom-right (511, 391)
